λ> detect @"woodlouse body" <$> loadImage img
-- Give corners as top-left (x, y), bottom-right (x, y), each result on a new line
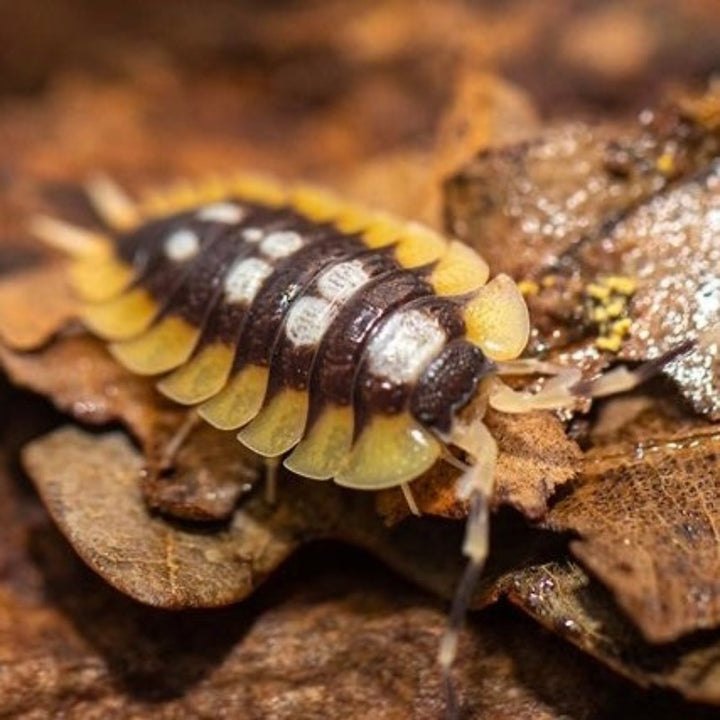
top-left (34, 173), bottom-right (686, 717)
top-left (58, 176), bottom-right (530, 493)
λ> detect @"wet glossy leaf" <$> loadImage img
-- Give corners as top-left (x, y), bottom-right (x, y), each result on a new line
top-left (445, 93), bottom-right (720, 280)
top-left (445, 89), bottom-right (720, 417)
top-left (557, 161), bottom-right (720, 418)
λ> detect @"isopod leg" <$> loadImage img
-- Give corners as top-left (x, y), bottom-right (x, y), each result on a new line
top-left (264, 456), bottom-right (280, 505)
top-left (159, 410), bottom-right (201, 471)
top-left (30, 215), bottom-right (110, 258)
top-left (439, 419), bottom-right (498, 719)
top-left (400, 482), bottom-right (421, 516)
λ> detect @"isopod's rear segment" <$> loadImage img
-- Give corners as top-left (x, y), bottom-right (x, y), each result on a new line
top-left (52, 174), bottom-right (530, 491)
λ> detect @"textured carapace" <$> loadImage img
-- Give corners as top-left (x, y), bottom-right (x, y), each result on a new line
top-left (52, 175), bottom-right (530, 492)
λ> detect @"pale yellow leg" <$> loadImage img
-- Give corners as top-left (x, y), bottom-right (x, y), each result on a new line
top-left (30, 215), bottom-right (110, 259)
top-left (438, 415), bottom-right (498, 719)
top-left (400, 483), bottom-right (421, 517)
top-left (86, 175), bottom-right (140, 230)
top-left (158, 411), bottom-right (201, 470)
top-left (264, 456), bottom-right (280, 505)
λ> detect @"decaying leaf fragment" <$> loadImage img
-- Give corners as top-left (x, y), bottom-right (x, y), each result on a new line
top-left (504, 559), bottom-right (720, 707)
top-left (547, 418), bottom-right (720, 643)
top-left (23, 427), bottom-right (279, 608)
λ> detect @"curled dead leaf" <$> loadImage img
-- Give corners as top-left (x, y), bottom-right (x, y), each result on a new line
top-left (547, 419), bottom-right (720, 644)
top-left (22, 427), bottom-right (287, 608)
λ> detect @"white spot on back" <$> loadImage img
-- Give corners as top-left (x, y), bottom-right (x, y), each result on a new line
top-left (196, 202), bottom-right (245, 224)
top-left (260, 230), bottom-right (303, 259)
top-left (367, 309), bottom-right (446, 384)
top-left (317, 259), bottom-right (370, 302)
top-left (224, 257), bottom-right (273, 304)
top-left (285, 296), bottom-right (333, 347)
top-left (165, 229), bottom-right (200, 262)
top-left (284, 260), bottom-right (372, 348)
top-left (242, 227), bottom-right (264, 243)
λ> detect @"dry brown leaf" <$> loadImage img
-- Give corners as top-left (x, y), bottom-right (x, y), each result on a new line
top-left (0, 401), bottom-right (644, 719)
top-left (546, 419), bottom-right (720, 643)
top-left (0, 334), bottom-right (180, 441)
top-left (0, 263), bottom-right (76, 350)
top-left (12, 415), bottom-right (714, 716)
top-left (0, 526), bottom-right (693, 720)
top-left (142, 421), bottom-right (261, 522)
top-left (486, 409), bottom-right (583, 517)
top-left (23, 424), bottom-right (554, 612)
top-left (23, 427), bottom-right (305, 608)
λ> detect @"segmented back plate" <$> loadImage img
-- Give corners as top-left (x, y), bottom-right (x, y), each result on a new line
top-left (64, 176), bottom-right (529, 490)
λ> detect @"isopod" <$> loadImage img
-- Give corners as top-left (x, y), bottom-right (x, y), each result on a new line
top-left (32, 173), bottom-right (693, 717)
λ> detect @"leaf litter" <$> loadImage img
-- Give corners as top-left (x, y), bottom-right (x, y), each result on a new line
top-left (445, 86), bottom-right (720, 418)
top-left (0, 5), bottom-right (719, 714)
